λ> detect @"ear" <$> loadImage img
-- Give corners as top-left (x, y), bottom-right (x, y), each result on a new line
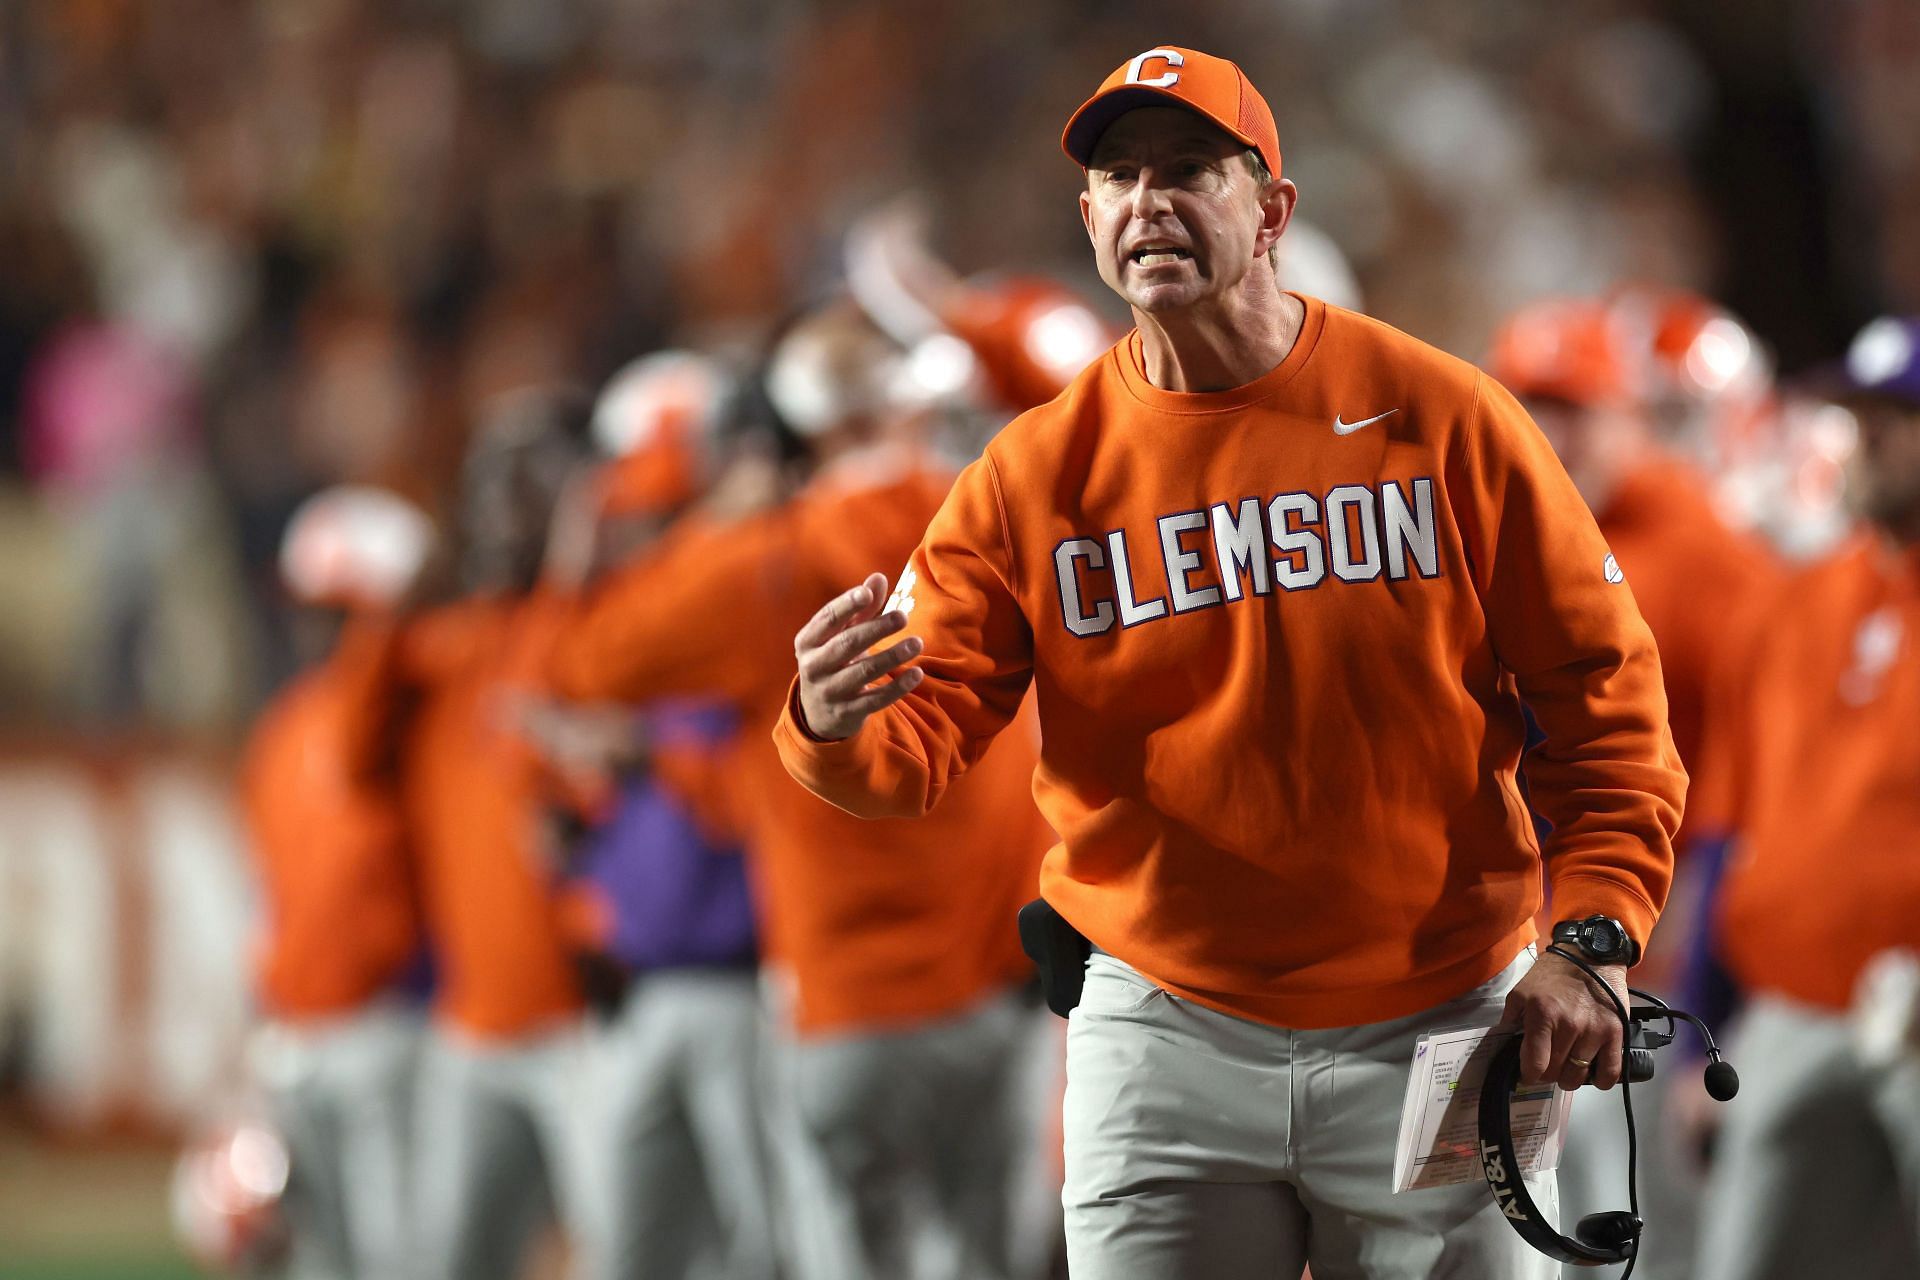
top-left (1078, 187), bottom-right (1096, 247)
top-left (1253, 177), bottom-right (1298, 262)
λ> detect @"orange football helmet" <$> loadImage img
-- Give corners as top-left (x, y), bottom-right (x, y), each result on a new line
top-left (1607, 285), bottom-right (1774, 462)
top-left (1488, 297), bottom-right (1641, 408)
top-left (938, 276), bottom-right (1118, 414)
top-left (591, 351), bottom-right (730, 517)
top-left (280, 486), bottom-right (434, 611)
top-left (169, 1123), bottom-right (293, 1272)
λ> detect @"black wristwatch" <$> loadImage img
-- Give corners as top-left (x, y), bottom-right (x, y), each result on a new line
top-left (1552, 915), bottom-right (1641, 967)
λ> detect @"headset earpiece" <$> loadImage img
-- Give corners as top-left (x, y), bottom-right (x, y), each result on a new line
top-left (1574, 1211), bottom-right (1643, 1253)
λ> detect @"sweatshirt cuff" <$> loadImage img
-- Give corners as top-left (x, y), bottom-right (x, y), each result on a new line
top-left (773, 678), bottom-right (872, 774)
top-left (782, 678), bottom-right (834, 744)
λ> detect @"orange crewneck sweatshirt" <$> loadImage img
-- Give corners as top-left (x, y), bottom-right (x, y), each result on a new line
top-left (1696, 537), bottom-right (1920, 1011)
top-left (777, 296), bottom-right (1685, 1029)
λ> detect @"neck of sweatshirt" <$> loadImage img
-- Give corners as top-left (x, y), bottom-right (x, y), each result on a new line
top-left (1117, 293), bottom-right (1327, 415)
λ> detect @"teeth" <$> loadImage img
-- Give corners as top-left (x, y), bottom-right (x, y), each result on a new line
top-left (1135, 250), bottom-right (1188, 265)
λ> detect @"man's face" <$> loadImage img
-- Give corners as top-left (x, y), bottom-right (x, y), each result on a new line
top-left (1849, 398), bottom-right (1920, 537)
top-left (1080, 107), bottom-right (1269, 315)
top-left (1526, 396), bottom-right (1645, 510)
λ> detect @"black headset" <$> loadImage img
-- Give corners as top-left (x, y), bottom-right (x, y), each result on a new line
top-left (1478, 944), bottom-right (1740, 1274)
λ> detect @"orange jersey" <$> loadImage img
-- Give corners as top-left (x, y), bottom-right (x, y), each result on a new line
top-left (548, 449), bottom-right (1050, 1036)
top-left (1696, 538), bottom-right (1920, 1011)
top-left (1595, 457), bottom-right (1781, 820)
top-left (776, 297), bottom-right (1685, 1030)
top-left (401, 596), bottom-right (583, 1039)
top-left (241, 622), bottom-right (419, 1020)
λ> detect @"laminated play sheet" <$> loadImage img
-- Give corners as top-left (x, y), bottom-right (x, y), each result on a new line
top-left (1391, 1025), bottom-right (1572, 1192)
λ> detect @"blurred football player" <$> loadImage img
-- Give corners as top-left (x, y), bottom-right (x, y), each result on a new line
top-left (1605, 286), bottom-right (1858, 561)
top-left (1686, 317), bottom-right (1920, 1280)
top-left (843, 199), bottom-right (1119, 422)
top-left (236, 485), bottom-right (432, 1280)
top-left (1490, 296), bottom-right (1780, 845)
top-left (533, 350), bottom-right (780, 1280)
top-left (544, 303), bottom-right (1055, 1280)
top-left (398, 388), bottom-right (610, 1280)
top-left (1605, 286), bottom-right (1774, 487)
top-left (1490, 297), bottom-right (1783, 1278)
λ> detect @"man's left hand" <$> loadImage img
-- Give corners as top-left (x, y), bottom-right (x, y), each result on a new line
top-left (1501, 950), bottom-right (1630, 1090)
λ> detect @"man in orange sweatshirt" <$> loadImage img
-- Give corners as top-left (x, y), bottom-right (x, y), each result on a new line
top-left (776, 47), bottom-right (1686, 1279)
top-left (547, 306), bottom-right (1054, 1280)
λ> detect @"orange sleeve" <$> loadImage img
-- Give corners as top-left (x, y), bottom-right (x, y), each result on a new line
top-left (1684, 588), bottom-right (1774, 839)
top-left (548, 512), bottom-right (807, 708)
top-left (394, 600), bottom-right (499, 686)
top-left (649, 738), bottom-right (746, 847)
top-left (1455, 374), bottom-right (1685, 947)
top-left (325, 615), bottom-right (405, 784)
top-left (774, 453), bottom-right (1035, 818)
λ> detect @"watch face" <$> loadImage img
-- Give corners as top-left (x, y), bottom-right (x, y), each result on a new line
top-left (1585, 921), bottom-right (1623, 958)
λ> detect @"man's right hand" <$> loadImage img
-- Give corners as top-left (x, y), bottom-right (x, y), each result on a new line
top-left (793, 572), bottom-right (924, 741)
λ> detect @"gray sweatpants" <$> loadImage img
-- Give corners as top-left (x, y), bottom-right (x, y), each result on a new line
top-left (254, 1002), bottom-right (421, 1280)
top-left (773, 987), bottom-right (1038, 1280)
top-left (1694, 995), bottom-right (1920, 1280)
top-left (1063, 947), bottom-right (1558, 1280)
top-left (412, 1020), bottom-right (607, 1280)
top-left (589, 969), bottom-right (777, 1280)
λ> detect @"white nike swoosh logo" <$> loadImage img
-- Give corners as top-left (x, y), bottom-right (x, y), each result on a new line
top-left (1333, 409), bottom-right (1399, 435)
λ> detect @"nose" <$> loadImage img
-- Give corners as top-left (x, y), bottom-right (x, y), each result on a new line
top-left (1127, 167), bottom-right (1174, 221)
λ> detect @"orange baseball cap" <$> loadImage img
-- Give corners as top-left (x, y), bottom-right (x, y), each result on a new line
top-left (1062, 46), bottom-right (1281, 178)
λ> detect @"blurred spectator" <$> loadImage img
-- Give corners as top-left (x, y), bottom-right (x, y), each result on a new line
top-left (1, 0), bottom-right (1914, 733)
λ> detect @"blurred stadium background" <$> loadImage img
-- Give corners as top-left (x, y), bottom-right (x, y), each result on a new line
top-left (1, 0), bottom-right (1917, 1276)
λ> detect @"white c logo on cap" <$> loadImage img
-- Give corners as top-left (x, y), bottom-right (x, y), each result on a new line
top-left (1124, 48), bottom-right (1184, 89)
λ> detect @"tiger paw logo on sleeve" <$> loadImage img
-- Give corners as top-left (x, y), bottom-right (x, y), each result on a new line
top-left (1839, 606), bottom-right (1903, 706)
top-left (885, 566), bottom-right (918, 618)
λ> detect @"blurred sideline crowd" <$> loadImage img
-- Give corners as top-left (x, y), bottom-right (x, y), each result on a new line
top-left (2, 2), bottom-right (1920, 1280)
top-left (5, 0), bottom-right (1920, 730)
